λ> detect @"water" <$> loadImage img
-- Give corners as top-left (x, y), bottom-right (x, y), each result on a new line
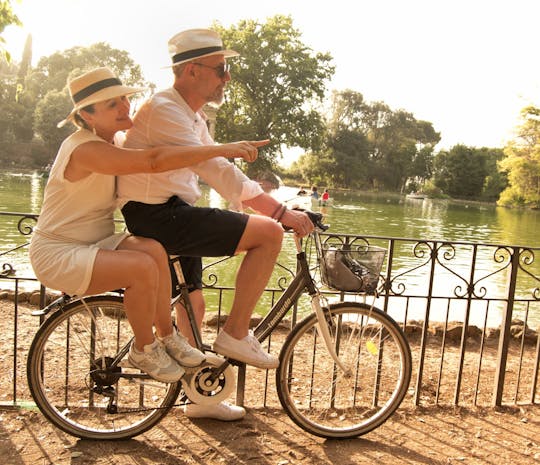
top-left (2, 171), bottom-right (540, 327)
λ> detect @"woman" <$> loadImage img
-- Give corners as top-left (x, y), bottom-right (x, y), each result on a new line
top-left (29, 67), bottom-right (266, 383)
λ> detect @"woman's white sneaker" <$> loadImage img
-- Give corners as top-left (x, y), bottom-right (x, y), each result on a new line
top-left (213, 330), bottom-right (279, 369)
top-left (158, 329), bottom-right (205, 367)
top-left (128, 339), bottom-right (185, 383)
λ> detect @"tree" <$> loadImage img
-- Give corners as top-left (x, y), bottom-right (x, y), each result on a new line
top-left (498, 106), bottom-right (540, 208)
top-left (27, 43), bottom-right (149, 154)
top-left (0, 42), bottom-right (150, 166)
top-left (433, 145), bottom-right (488, 199)
top-left (213, 15), bottom-right (334, 178)
top-left (295, 89), bottom-right (439, 191)
top-left (0, 0), bottom-right (21, 61)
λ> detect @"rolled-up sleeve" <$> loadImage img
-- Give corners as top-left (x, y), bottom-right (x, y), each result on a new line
top-left (192, 158), bottom-right (263, 210)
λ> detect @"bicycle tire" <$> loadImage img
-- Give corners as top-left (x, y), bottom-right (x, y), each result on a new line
top-left (27, 295), bottom-right (182, 440)
top-left (276, 302), bottom-right (412, 438)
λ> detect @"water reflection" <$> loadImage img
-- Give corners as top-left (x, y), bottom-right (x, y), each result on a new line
top-left (1, 173), bottom-right (539, 327)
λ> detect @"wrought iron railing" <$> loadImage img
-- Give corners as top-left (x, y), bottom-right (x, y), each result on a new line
top-left (1, 211), bottom-right (539, 409)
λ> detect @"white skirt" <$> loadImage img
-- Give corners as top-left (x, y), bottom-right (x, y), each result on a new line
top-left (29, 230), bottom-right (130, 296)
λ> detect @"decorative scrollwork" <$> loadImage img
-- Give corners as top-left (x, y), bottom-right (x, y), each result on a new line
top-left (1, 263), bottom-right (15, 277)
top-left (17, 215), bottom-right (38, 236)
top-left (517, 247), bottom-right (540, 300)
top-left (519, 248), bottom-right (535, 266)
top-left (387, 241), bottom-right (434, 296)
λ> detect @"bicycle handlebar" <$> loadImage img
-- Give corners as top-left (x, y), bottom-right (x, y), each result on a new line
top-left (305, 210), bottom-right (329, 231)
top-left (285, 207), bottom-right (329, 232)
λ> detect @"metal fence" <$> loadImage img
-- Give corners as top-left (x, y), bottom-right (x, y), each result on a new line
top-left (1, 211), bottom-right (539, 410)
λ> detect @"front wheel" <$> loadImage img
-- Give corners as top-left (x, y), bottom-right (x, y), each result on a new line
top-left (276, 302), bottom-right (412, 438)
top-left (27, 295), bottom-right (182, 440)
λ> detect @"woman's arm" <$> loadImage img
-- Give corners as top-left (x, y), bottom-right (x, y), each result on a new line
top-left (65, 139), bottom-right (269, 181)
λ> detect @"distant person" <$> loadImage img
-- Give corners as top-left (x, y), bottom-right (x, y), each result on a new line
top-left (310, 186), bottom-right (319, 200)
top-left (320, 188), bottom-right (330, 206)
top-left (29, 67), bottom-right (263, 384)
top-left (297, 186), bottom-right (307, 196)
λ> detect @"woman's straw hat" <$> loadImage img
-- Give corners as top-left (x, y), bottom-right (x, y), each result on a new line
top-left (57, 67), bottom-right (145, 128)
top-left (166, 28), bottom-right (239, 67)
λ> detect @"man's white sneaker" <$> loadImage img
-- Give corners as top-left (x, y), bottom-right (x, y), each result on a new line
top-left (213, 330), bottom-right (279, 369)
top-left (184, 401), bottom-right (246, 421)
top-left (128, 339), bottom-right (185, 383)
top-left (158, 329), bottom-right (205, 367)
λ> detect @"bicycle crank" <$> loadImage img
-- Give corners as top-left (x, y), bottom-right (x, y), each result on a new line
top-left (181, 353), bottom-right (236, 405)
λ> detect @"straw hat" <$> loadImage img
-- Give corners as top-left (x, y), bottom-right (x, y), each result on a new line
top-left (167, 28), bottom-right (239, 67)
top-left (57, 67), bottom-right (146, 128)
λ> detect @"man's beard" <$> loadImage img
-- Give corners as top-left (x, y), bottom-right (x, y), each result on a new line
top-left (207, 87), bottom-right (225, 106)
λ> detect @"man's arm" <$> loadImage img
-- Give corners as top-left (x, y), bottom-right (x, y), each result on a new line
top-left (243, 194), bottom-right (315, 238)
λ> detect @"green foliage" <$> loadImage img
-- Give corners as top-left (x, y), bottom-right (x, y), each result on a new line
top-left (0, 0), bottom-right (21, 62)
top-left (433, 145), bottom-right (488, 199)
top-left (33, 89), bottom-right (73, 151)
top-left (0, 42), bottom-right (148, 167)
top-left (293, 89), bottom-right (440, 191)
top-left (498, 106), bottom-right (540, 208)
top-left (213, 15), bottom-right (334, 178)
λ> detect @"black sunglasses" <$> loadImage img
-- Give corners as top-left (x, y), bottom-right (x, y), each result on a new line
top-left (191, 62), bottom-right (231, 79)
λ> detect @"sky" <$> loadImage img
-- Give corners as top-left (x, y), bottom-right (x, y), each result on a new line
top-left (4, 0), bottom-right (540, 155)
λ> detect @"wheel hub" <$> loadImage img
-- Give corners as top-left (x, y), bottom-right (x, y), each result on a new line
top-left (181, 353), bottom-right (235, 405)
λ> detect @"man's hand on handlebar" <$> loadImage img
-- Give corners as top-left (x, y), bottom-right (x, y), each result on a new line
top-left (280, 208), bottom-right (328, 237)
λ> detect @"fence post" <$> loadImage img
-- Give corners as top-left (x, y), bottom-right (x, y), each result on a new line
top-left (492, 246), bottom-right (519, 406)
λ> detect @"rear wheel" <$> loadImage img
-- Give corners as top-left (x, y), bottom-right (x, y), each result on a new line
top-left (277, 302), bottom-right (411, 438)
top-left (27, 295), bottom-right (182, 440)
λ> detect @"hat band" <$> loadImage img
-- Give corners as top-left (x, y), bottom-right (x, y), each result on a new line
top-left (172, 46), bottom-right (223, 64)
top-left (72, 77), bottom-right (123, 104)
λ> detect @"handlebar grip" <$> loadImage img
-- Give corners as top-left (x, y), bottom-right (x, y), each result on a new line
top-left (289, 207), bottom-right (329, 231)
top-left (305, 210), bottom-right (329, 231)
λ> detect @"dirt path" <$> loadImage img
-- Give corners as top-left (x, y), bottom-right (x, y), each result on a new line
top-left (1, 404), bottom-right (539, 464)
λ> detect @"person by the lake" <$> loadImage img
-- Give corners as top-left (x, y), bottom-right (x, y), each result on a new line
top-left (311, 186), bottom-right (319, 200)
top-left (297, 186), bottom-right (307, 196)
top-left (320, 188), bottom-right (330, 206)
top-left (117, 28), bottom-right (315, 421)
top-left (29, 67), bottom-right (265, 384)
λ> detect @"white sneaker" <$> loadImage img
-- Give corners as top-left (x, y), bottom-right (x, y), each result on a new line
top-left (128, 339), bottom-right (185, 383)
top-left (158, 329), bottom-right (206, 367)
top-left (213, 330), bottom-right (279, 369)
top-left (184, 401), bottom-right (246, 421)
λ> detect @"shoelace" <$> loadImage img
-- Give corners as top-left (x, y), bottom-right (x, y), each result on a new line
top-left (147, 343), bottom-right (172, 366)
top-left (246, 333), bottom-right (271, 358)
top-left (168, 333), bottom-right (191, 353)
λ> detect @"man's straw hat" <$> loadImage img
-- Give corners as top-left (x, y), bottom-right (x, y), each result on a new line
top-left (166, 28), bottom-right (239, 67)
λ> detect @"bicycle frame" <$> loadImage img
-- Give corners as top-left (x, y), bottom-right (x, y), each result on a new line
top-left (172, 231), bottom-right (351, 374)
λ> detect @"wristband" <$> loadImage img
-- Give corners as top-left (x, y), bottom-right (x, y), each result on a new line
top-left (276, 205), bottom-right (287, 223)
top-left (271, 203), bottom-right (284, 219)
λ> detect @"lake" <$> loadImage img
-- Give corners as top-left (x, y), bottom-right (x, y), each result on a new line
top-left (1, 170), bottom-right (539, 327)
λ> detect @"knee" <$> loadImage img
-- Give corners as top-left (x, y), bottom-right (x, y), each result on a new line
top-left (136, 253), bottom-right (161, 288)
top-left (142, 238), bottom-right (169, 263)
top-left (265, 218), bottom-right (284, 246)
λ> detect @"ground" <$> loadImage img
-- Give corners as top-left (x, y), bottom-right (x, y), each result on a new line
top-left (0, 299), bottom-right (539, 464)
top-left (1, 404), bottom-right (539, 464)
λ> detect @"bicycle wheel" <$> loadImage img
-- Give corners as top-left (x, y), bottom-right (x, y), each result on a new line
top-left (27, 295), bottom-right (182, 440)
top-left (277, 302), bottom-right (412, 438)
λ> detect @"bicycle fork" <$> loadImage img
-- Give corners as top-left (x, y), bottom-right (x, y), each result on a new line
top-left (310, 294), bottom-right (352, 376)
top-left (292, 234), bottom-right (352, 376)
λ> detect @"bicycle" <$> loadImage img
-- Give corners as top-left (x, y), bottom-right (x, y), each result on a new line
top-left (26, 212), bottom-right (412, 440)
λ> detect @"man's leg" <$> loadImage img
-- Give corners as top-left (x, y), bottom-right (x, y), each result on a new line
top-left (221, 215), bottom-right (284, 339)
top-left (175, 289), bottom-right (205, 346)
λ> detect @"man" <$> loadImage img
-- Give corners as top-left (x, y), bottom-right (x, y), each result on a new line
top-left (117, 28), bottom-right (314, 420)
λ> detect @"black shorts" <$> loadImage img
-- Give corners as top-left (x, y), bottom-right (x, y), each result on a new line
top-left (121, 196), bottom-right (249, 290)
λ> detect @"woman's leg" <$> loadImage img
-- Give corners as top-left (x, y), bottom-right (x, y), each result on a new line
top-left (85, 236), bottom-right (173, 351)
